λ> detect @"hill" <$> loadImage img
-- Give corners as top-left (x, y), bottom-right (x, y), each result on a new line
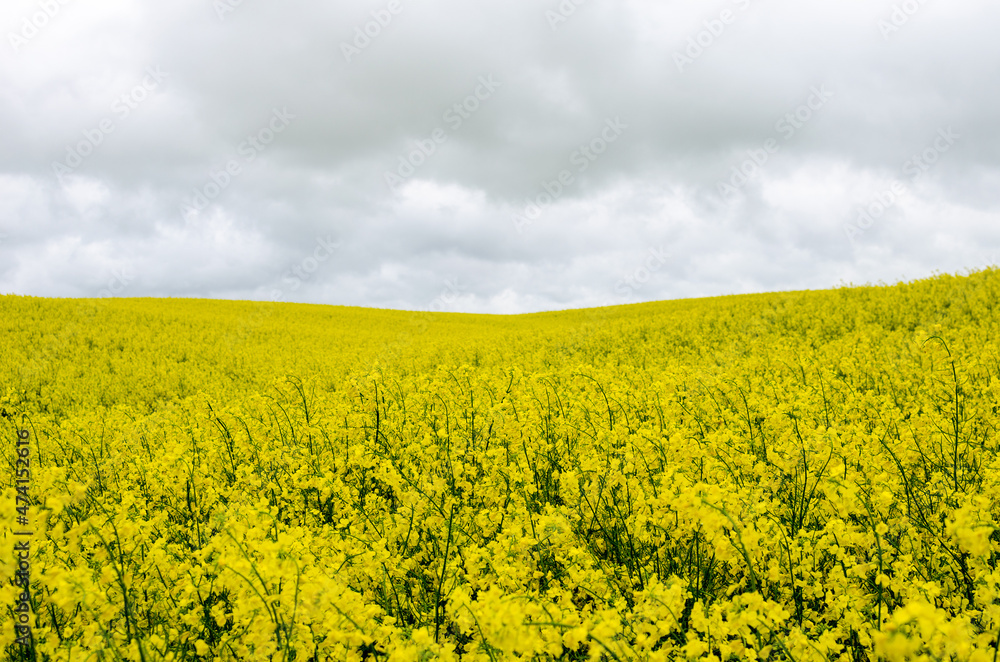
top-left (2, 268), bottom-right (999, 661)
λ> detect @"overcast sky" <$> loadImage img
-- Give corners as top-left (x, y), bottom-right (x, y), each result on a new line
top-left (2, 0), bottom-right (998, 313)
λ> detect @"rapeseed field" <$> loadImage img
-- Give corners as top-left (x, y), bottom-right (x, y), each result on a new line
top-left (3, 268), bottom-right (1000, 661)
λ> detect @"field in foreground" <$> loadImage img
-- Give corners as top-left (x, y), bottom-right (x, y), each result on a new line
top-left (3, 269), bottom-right (1000, 662)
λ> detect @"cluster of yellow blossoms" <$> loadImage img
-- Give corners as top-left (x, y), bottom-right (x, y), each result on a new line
top-left (2, 268), bottom-right (1000, 661)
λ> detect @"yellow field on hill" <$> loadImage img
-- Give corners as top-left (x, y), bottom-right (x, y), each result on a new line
top-left (3, 269), bottom-right (1000, 661)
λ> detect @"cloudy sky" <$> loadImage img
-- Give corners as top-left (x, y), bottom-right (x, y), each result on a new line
top-left (2, 0), bottom-right (998, 313)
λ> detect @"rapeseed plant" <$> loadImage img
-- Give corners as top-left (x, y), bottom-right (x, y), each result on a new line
top-left (1, 269), bottom-right (999, 660)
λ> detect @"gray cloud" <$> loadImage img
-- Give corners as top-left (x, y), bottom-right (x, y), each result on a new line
top-left (2, 0), bottom-right (998, 312)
